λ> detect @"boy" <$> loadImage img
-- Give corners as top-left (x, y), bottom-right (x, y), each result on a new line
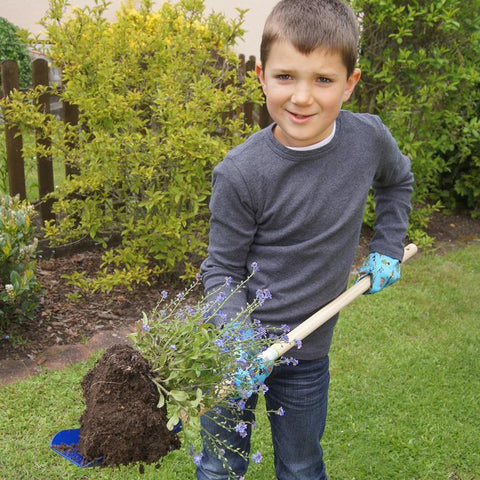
top-left (198, 0), bottom-right (414, 479)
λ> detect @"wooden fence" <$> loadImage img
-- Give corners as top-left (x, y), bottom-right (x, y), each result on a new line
top-left (0, 55), bottom-right (271, 224)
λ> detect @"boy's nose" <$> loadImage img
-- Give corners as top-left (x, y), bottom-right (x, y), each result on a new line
top-left (291, 82), bottom-right (313, 105)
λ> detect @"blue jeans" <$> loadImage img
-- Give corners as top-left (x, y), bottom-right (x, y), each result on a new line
top-left (196, 356), bottom-right (330, 480)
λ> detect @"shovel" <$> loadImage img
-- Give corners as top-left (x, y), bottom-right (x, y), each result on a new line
top-left (259, 243), bottom-right (418, 363)
top-left (50, 243), bottom-right (417, 466)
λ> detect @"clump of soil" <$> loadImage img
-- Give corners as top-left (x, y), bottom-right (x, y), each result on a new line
top-left (78, 344), bottom-right (180, 467)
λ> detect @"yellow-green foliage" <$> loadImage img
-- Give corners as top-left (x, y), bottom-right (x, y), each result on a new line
top-left (3, 0), bottom-right (263, 292)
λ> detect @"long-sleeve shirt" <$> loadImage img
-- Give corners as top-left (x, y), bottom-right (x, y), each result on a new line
top-left (201, 110), bottom-right (414, 360)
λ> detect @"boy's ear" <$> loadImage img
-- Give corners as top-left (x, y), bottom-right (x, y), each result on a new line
top-left (343, 68), bottom-right (361, 102)
top-left (256, 62), bottom-right (266, 90)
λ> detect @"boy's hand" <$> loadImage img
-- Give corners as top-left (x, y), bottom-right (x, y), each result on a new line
top-left (233, 356), bottom-right (274, 398)
top-left (356, 252), bottom-right (400, 294)
top-left (232, 324), bottom-right (274, 397)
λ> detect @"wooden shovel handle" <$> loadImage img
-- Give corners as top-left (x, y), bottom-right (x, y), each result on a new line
top-left (259, 243), bottom-right (418, 362)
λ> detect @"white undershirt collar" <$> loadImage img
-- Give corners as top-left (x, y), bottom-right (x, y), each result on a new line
top-left (286, 121), bottom-right (336, 151)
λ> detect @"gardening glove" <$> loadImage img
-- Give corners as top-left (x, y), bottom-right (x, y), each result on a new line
top-left (355, 252), bottom-right (401, 294)
top-left (227, 323), bottom-right (274, 398)
top-left (233, 355), bottom-right (274, 399)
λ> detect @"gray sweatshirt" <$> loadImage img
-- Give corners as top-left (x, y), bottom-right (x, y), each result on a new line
top-left (201, 110), bottom-right (414, 360)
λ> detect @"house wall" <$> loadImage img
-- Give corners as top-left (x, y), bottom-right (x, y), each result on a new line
top-left (1, 0), bottom-right (279, 58)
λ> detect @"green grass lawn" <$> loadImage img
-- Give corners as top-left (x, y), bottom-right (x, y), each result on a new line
top-left (1, 245), bottom-right (479, 480)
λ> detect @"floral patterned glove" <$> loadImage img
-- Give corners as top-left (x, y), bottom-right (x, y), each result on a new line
top-left (356, 252), bottom-right (401, 294)
top-left (227, 324), bottom-right (274, 398)
top-left (233, 356), bottom-right (274, 398)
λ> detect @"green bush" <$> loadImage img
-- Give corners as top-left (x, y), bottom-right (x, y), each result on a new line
top-left (2, 0), bottom-right (263, 292)
top-left (0, 17), bottom-right (31, 89)
top-left (350, 0), bottom-right (480, 232)
top-left (0, 195), bottom-right (39, 326)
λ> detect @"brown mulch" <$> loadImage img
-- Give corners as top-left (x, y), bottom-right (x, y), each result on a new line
top-left (1, 249), bottom-right (186, 363)
top-left (1, 211), bottom-right (480, 364)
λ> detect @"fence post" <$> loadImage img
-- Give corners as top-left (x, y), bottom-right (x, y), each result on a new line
top-left (32, 58), bottom-right (55, 223)
top-left (62, 94), bottom-right (79, 178)
top-left (244, 55), bottom-right (257, 127)
top-left (1, 60), bottom-right (26, 199)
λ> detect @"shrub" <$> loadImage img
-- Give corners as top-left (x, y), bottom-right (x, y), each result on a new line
top-left (1, 0), bottom-right (263, 292)
top-left (350, 0), bottom-right (480, 235)
top-left (0, 17), bottom-right (31, 89)
top-left (0, 194), bottom-right (40, 326)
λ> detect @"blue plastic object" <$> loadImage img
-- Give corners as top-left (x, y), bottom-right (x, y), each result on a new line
top-left (50, 428), bottom-right (102, 468)
top-left (50, 422), bottom-right (182, 467)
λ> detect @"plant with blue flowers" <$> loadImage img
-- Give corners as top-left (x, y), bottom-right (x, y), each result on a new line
top-left (131, 265), bottom-right (298, 472)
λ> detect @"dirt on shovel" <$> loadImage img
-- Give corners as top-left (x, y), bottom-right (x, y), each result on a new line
top-left (78, 344), bottom-right (181, 468)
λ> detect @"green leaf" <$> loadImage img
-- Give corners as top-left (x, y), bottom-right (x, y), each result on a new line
top-left (189, 388), bottom-right (204, 408)
top-left (166, 413), bottom-right (180, 431)
top-left (157, 391), bottom-right (165, 409)
top-left (169, 390), bottom-right (189, 402)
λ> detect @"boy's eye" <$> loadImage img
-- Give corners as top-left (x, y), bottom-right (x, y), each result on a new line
top-left (276, 74), bottom-right (292, 80)
top-left (317, 76), bottom-right (332, 84)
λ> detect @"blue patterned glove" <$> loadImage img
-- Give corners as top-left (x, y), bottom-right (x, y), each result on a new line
top-left (233, 356), bottom-right (274, 398)
top-left (356, 252), bottom-right (401, 294)
top-left (226, 324), bottom-right (274, 398)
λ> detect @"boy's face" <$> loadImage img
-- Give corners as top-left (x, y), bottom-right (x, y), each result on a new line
top-left (257, 40), bottom-right (361, 148)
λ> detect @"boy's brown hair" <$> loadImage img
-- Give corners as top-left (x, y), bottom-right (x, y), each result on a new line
top-left (260, 0), bottom-right (359, 77)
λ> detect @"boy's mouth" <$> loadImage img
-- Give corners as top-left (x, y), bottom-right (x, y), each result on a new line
top-left (287, 111), bottom-right (315, 122)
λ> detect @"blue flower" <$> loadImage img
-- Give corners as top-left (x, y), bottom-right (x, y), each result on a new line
top-left (214, 339), bottom-right (224, 348)
top-left (283, 357), bottom-right (299, 366)
top-left (193, 452), bottom-right (203, 466)
top-left (236, 357), bottom-right (248, 369)
top-left (142, 324), bottom-right (151, 332)
top-left (170, 344), bottom-right (177, 350)
top-left (294, 338), bottom-right (303, 349)
top-left (255, 288), bottom-right (272, 304)
top-left (276, 407), bottom-right (285, 416)
top-left (224, 276), bottom-right (233, 287)
top-left (215, 291), bottom-right (226, 303)
top-left (161, 290), bottom-right (168, 299)
top-left (258, 384), bottom-right (269, 395)
top-left (235, 421), bottom-right (248, 438)
top-left (251, 262), bottom-right (259, 273)
top-left (252, 451), bottom-right (263, 463)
